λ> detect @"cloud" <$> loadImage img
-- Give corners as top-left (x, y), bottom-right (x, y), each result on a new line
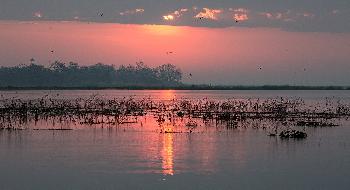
top-left (33, 12), bottom-right (42, 18)
top-left (260, 10), bottom-right (314, 22)
top-left (163, 8), bottom-right (188, 21)
top-left (230, 8), bottom-right (249, 22)
top-left (0, 1), bottom-right (348, 33)
top-left (234, 14), bottom-right (249, 22)
top-left (332, 9), bottom-right (340, 15)
top-left (163, 15), bottom-right (174, 20)
top-left (174, 8), bottom-right (188, 17)
top-left (297, 12), bottom-right (315, 19)
top-left (260, 11), bottom-right (295, 22)
top-left (195, 8), bottom-right (222, 20)
top-left (120, 8), bottom-right (144, 16)
top-left (260, 12), bottom-right (285, 20)
top-left (260, 12), bottom-right (283, 20)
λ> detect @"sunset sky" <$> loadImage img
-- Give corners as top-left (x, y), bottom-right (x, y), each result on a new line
top-left (1, 0), bottom-right (350, 85)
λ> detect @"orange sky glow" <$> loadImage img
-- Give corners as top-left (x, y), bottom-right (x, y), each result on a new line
top-left (0, 21), bottom-right (350, 85)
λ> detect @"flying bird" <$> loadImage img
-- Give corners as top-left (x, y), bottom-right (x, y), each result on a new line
top-left (166, 51), bottom-right (174, 55)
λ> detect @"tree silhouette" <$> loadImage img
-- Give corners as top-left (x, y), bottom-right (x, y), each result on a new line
top-left (0, 61), bottom-right (183, 87)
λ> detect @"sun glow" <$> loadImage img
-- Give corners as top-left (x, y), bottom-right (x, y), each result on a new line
top-left (195, 8), bottom-right (222, 20)
top-left (161, 90), bottom-right (176, 100)
top-left (142, 24), bottom-right (181, 35)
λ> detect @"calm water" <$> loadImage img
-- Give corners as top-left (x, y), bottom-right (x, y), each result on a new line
top-left (1, 90), bottom-right (350, 190)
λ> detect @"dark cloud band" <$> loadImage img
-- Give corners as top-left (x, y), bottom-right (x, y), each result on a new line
top-left (0, 0), bottom-right (349, 32)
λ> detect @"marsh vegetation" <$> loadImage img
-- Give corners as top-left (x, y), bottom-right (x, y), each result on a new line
top-left (1, 94), bottom-right (348, 139)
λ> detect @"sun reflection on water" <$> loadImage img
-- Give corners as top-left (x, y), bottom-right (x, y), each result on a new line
top-left (161, 133), bottom-right (174, 175)
top-left (160, 89), bottom-right (176, 100)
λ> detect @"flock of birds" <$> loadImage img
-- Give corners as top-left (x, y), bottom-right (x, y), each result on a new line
top-left (42, 10), bottom-right (312, 78)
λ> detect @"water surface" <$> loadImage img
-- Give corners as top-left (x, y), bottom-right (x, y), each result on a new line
top-left (0, 90), bottom-right (349, 190)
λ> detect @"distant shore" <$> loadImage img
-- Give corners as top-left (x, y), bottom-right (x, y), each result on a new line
top-left (0, 85), bottom-right (349, 91)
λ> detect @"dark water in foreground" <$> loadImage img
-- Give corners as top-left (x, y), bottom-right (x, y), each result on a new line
top-left (0, 90), bottom-right (350, 190)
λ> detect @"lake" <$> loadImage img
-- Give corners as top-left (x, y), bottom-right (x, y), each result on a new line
top-left (0, 90), bottom-right (350, 190)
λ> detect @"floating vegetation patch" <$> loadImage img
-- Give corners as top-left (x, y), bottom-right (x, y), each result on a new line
top-left (279, 130), bottom-right (308, 139)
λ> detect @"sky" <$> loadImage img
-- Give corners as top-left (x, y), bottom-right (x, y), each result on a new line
top-left (0, 0), bottom-right (350, 85)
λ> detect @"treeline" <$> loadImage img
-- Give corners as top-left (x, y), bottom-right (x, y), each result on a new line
top-left (177, 85), bottom-right (350, 90)
top-left (0, 61), bottom-right (183, 87)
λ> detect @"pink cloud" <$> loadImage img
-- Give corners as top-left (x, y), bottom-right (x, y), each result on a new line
top-left (163, 15), bottom-right (174, 21)
top-left (172, 8), bottom-right (188, 18)
top-left (230, 8), bottom-right (249, 22)
top-left (195, 8), bottom-right (222, 20)
top-left (260, 12), bottom-right (284, 20)
top-left (163, 8), bottom-right (188, 21)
